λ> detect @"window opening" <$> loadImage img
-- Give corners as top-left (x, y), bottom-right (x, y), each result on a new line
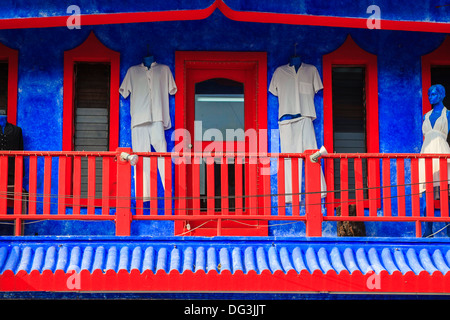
top-left (0, 62), bottom-right (8, 115)
top-left (332, 67), bottom-right (367, 199)
top-left (195, 78), bottom-right (245, 212)
top-left (73, 62), bottom-right (110, 198)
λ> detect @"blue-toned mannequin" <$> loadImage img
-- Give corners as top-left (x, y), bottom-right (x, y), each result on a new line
top-left (143, 55), bottom-right (154, 69)
top-left (289, 56), bottom-right (302, 73)
top-left (422, 84), bottom-right (450, 237)
top-left (425, 84), bottom-right (450, 127)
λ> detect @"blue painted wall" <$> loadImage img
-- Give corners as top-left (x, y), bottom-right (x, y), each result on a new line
top-left (0, 6), bottom-right (447, 237)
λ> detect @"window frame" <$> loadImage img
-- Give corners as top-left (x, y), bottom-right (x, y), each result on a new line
top-left (322, 35), bottom-right (380, 209)
top-left (0, 42), bottom-right (18, 125)
top-left (174, 51), bottom-right (268, 236)
top-left (63, 31), bottom-right (120, 152)
top-left (62, 32), bottom-right (120, 207)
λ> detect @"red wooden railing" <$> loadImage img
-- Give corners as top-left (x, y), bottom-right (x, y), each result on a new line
top-left (0, 148), bottom-right (449, 237)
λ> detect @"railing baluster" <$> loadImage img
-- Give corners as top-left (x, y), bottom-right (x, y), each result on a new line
top-left (261, 156), bottom-right (271, 216)
top-left (102, 157), bottom-right (110, 215)
top-left (135, 154), bottom-right (144, 216)
top-left (192, 156), bottom-right (200, 216)
top-left (177, 154), bottom-right (187, 216)
top-left (13, 156), bottom-right (24, 215)
top-left (150, 156), bottom-right (158, 215)
top-left (325, 157), bottom-right (335, 217)
top-left (28, 155), bottom-right (37, 215)
top-left (396, 158), bottom-right (406, 217)
top-left (439, 157), bottom-right (449, 217)
top-left (411, 157), bottom-right (421, 237)
top-left (382, 158), bottom-right (391, 217)
top-left (57, 156), bottom-right (66, 215)
top-left (339, 158), bottom-right (348, 217)
top-left (0, 156), bottom-right (7, 216)
top-left (367, 158), bottom-right (378, 217)
top-left (425, 157), bottom-right (434, 217)
top-left (87, 156), bottom-right (96, 215)
top-left (164, 156), bottom-right (172, 215)
top-left (43, 156), bottom-right (52, 215)
top-left (410, 157), bottom-right (420, 218)
top-left (291, 157), bottom-right (300, 216)
top-left (73, 156), bottom-right (81, 216)
top-left (354, 157), bottom-right (364, 216)
top-left (206, 157), bottom-right (214, 216)
top-left (235, 155), bottom-right (243, 215)
top-left (221, 156), bottom-right (229, 216)
top-left (13, 156), bottom-right (23, 235)
top-left (277, 156), bottom-right (286, 216)
top-left (248, 155), bottom-right (257, 216)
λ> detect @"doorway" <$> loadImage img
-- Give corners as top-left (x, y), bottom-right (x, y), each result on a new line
top-left (174, 51), bottom-right (267, 236)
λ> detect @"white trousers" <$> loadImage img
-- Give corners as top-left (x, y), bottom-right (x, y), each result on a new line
top-left (132, 121), bottom-right (166, 199)
top-left (279, 117), bottom-right (326, 203)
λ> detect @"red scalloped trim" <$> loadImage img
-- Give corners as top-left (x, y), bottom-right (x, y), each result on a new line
top-left (1, 269), bottom-right (449, 293)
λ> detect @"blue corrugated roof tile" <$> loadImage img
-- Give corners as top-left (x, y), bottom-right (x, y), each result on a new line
top-left (1, 238), bottom-right (450, 278)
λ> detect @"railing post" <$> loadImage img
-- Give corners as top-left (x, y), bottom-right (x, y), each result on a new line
top-left (304, 149), bottom-right (323, 237)
top-left (115, 147), bottom-right (133, 236)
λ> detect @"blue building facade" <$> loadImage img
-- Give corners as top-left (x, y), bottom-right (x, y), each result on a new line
top-left (0, 0), bottom-right (448, 238)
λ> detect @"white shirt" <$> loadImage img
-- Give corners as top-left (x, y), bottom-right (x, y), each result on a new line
top-left (269, 63), bottom-right (323, 120)
top-left (120, 62), bottom-right (177, 129)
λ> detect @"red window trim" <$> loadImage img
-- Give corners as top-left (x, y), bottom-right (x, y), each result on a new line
top-left (421, 35), bottom-right (450, 115)
top-left (0, 42), bottom-right (18, 125)
top-left (322, 35), bottom-right (380, 209)
top-left (62, 31), bottom-right (120, 207)
top-left (62, 31), bottom-right (120, 152)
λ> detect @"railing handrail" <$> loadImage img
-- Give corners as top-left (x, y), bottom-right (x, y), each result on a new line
top-left (1, 150), bottom-right (450, 159)
top-left (0, 149), bottom-right (450, 237)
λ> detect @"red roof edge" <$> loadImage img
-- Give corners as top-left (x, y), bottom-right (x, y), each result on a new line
top-left (0, 0), bottom-right (448, 33)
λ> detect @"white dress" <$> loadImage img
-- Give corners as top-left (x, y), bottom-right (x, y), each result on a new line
top-left (419, 107), bottom-right (450, 193)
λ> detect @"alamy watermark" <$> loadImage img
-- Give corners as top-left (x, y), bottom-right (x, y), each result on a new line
top-left (66, 266), bottom-right (81, 290)
top-left (67, 5), bottom-right (81, 30)
top-left (366, 5), bottom-right (381, 29)
top-left (171, 123), bottom-right (281, 176)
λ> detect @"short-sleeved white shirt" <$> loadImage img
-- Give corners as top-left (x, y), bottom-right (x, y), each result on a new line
top-left (269, 63), bottom-right (323, 120)
top-left (120, 62), bottom-right (177, 130)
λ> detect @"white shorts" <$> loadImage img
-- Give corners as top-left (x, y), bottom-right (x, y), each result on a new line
top-left (132, 121), bottom-right (167, 199)
top-left (279, 117), bottom-right (326, 202)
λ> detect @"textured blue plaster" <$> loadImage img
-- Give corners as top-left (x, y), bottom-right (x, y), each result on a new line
top-left (0, 8), bottom-right (447, 237)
